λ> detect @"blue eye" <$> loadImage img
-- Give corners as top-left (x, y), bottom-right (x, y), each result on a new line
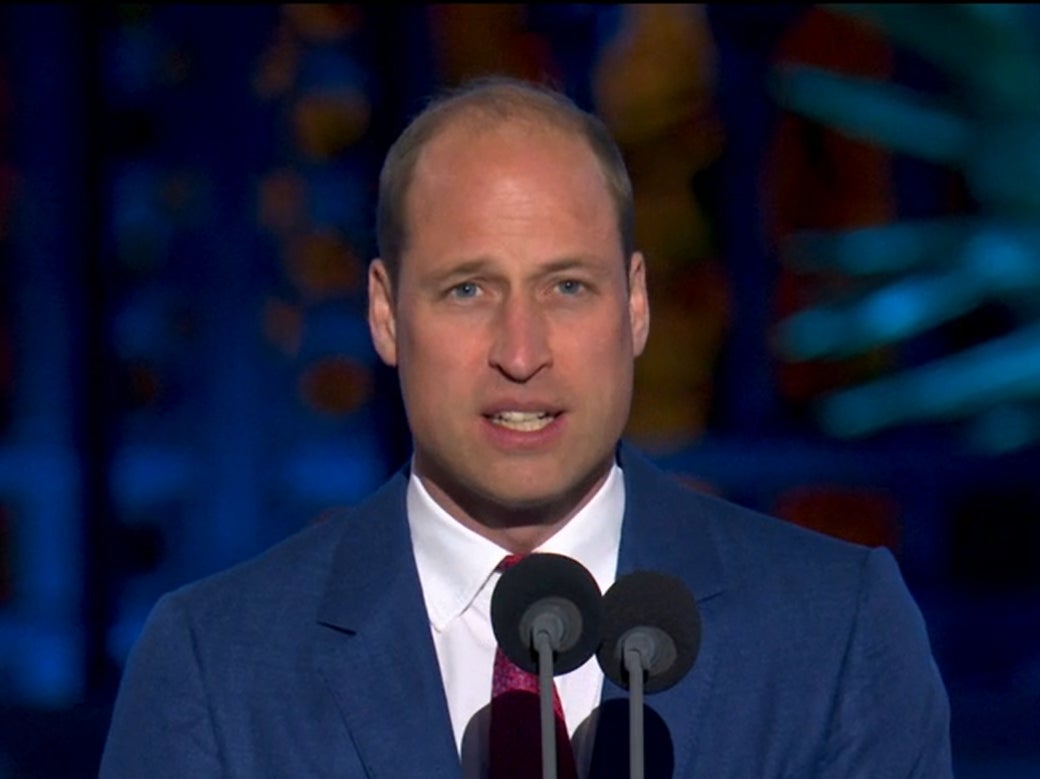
top-left (557, 279), bottom-right (584, 295)
top-left (450, 282), bottom-right (480, 299)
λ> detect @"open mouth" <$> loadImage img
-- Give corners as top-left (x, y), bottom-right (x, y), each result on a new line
top-left (487, 411), bottom-right (558, 432)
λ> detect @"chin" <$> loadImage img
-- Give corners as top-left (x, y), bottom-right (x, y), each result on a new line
top-left (478, 475), bottom-right (591, 519)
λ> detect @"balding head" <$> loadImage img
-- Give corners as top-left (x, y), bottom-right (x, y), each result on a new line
top-left (376, 76), bottom-right (635, 289)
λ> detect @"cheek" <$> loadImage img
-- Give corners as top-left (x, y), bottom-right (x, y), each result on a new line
top-left (398, 313), bottom-right (486, 381)
top-left (557, 309), bottom-right (633, 362)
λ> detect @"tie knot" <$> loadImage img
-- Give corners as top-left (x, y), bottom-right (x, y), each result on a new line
top-left (498, 553), bottom-right (526, 571)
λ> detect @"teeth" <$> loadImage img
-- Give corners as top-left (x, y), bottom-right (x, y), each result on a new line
top-left (491, 411), bottom-right (554, 431)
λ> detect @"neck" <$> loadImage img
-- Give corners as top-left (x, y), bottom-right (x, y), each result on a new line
top-left (414, 460), bottom-right (613, 554)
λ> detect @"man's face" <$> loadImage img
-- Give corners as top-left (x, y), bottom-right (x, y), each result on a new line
top-left (368, 120), bottom-right (649, 531)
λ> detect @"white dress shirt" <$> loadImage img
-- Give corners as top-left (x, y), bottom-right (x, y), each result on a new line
top-left (407, 464), bottom-right (625, 778)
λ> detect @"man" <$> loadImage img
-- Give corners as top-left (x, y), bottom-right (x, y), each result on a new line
top-left (100, 76), bottom-right (952, 778)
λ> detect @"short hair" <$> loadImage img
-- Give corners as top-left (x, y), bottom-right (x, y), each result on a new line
top-left (375, 75), bottom-right (635, 286)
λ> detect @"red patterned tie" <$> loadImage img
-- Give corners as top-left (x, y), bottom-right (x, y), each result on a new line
top-left (489, 554), bottom-right (578, 779)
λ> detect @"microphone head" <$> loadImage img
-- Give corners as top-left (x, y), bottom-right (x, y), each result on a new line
top-left (491, 553), bottom-right (603, 675)
top-left (597, 570), bottom-right (701, 693)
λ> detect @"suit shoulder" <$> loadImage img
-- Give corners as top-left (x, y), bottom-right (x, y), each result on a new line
top-left (633, 448), bottom-right (870, 555)
top-left (150, 514), bottom-right (342, 640)
top-left (621, 443), bottom-right (882, 593)
top-left (163, 469), bottom-right (407, 622)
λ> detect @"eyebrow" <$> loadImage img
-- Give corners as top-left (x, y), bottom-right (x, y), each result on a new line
top-left (427, 255), bottom-right (605, 284)
top-left (430, 258), bottom-right (495, 281)
top-left (538, 257), bottom-right (604, 276)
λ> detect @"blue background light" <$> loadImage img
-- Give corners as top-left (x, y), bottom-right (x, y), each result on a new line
top-left (0, 5), bottom-right (1036, 777)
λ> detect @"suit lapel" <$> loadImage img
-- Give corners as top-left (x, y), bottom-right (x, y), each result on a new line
top-left (312, 470), bottom-right (461, 778)
top-left (590, 445), bottom-right (730, 778)
top-left (305, 446), bottom-right (728, 778)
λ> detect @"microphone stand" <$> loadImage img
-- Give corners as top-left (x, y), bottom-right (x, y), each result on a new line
top-left (597, 571), bottom-right (702, 779)
top-left (492, 554), bottom-right (603, 779)
top-left (534, 628), bottom-right (558, 779)
top-left (623, 636), bottom-right (653, 779)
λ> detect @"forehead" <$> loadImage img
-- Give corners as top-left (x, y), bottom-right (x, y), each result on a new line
top-left (407, 118), bottom-right (613, 226)
top-left (388, 111), bottom-right (629, 289)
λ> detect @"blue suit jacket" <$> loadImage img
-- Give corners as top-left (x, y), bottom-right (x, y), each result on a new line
top-left (99, 444), bottom-right (952, 777)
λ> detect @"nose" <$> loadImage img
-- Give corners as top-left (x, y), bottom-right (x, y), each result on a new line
top-left (488, 293), bottom-right (552, 382)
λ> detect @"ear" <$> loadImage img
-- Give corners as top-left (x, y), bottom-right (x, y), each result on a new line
top-left (367, 259), bottom-right (398, 366)
top-left (627, 251), bottom-right (650, 357)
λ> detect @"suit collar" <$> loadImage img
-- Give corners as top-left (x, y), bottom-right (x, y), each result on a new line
top-left (616, 441), bottom-right (729, 601)
top-left (314, 443), bottom-right (731, 625)
top-left (314, 467), bottom-right (462, 778)
top-left (590, 442), bottom-right (729, 778)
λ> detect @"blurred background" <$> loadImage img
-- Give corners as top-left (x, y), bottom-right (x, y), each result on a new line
top-left (1, 4), bottom-right (1038, 777)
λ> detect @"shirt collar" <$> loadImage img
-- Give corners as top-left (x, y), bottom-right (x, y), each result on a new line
top-left (407, 463), bottom-right (625, 631)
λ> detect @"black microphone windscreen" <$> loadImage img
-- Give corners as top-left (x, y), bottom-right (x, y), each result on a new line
top-left (597, 570), bottom-right (701, 693)
top-left (491, 553), bottom-right (603, 674)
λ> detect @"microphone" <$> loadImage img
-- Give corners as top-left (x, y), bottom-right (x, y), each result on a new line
top-left (491, 553), bottom-right (603, 779)
top-left (596, 571), bottom-right (701, 779)
top-left (491, 552), bottom-right (603, 674)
